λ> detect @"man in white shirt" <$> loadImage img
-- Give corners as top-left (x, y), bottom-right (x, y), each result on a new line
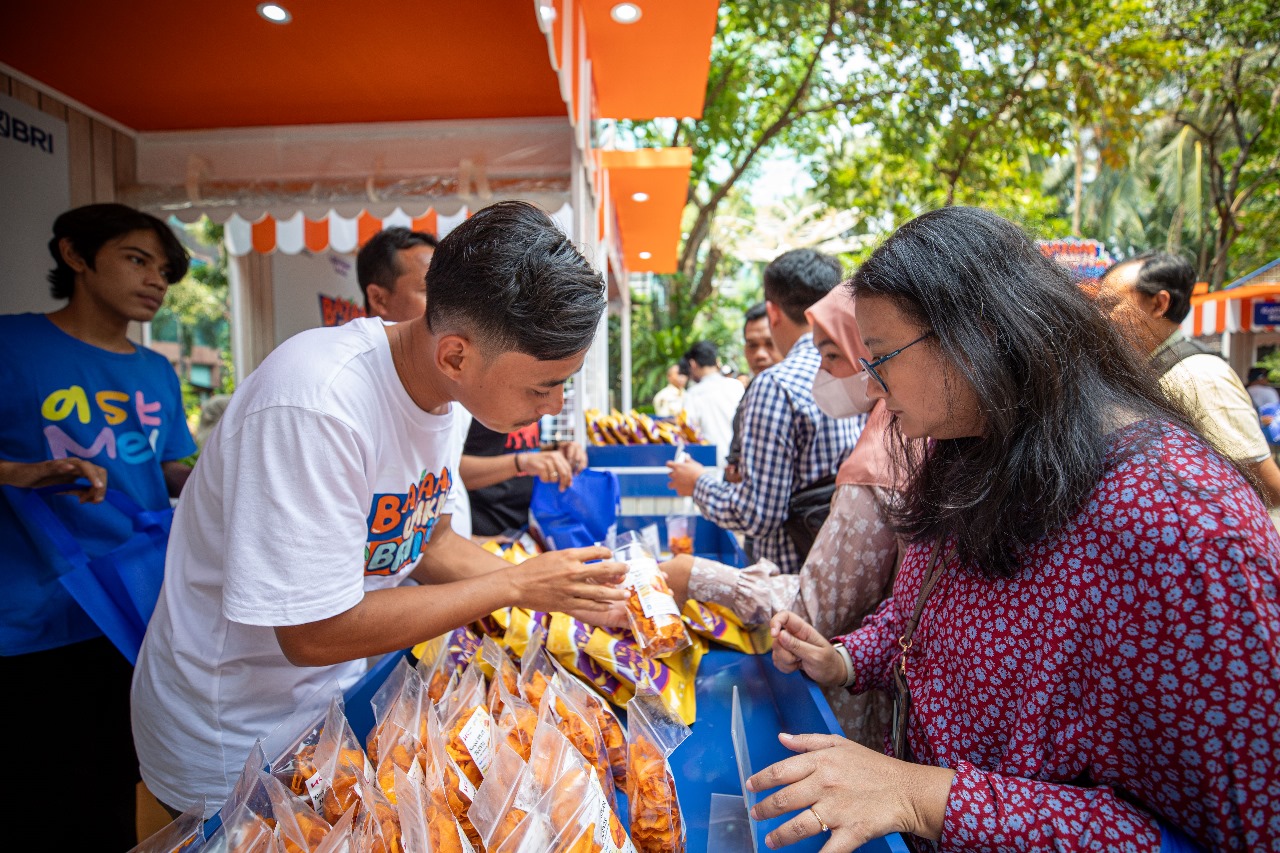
top-left (132, 201), bottom-right (627, 817)
top-left (652, 362), bottom-right (688, 417)
top-left (681, 341), bottom-right (744, 465)
top-left (1094, 251), bottom-right (1280, 507)
top-left (1247, 367), bottom-right (1280, 411)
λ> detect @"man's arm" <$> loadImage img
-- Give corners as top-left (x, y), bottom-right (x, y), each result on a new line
top-left (0, 457), bottom-right (107, 503)
top-left (690, 374), bottom-right (798, 537)
top-left (275, 516), bottom-right (627, 666)
top-left (458, 452), bottom-right (523, 490)
top-left (162, 460), bottom-right (192, 498)
top-left (459, 449), bottom-right (575, 491)
top-left (1246, 455), bottom-right (1280, 508)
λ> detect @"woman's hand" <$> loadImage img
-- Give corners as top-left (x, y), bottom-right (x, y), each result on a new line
top-left (657, 553), bottom-right (695, 604)
top-left (770, 611), bottom-right (846, 687)
top-left (747, 732), bottom-right (955, 850)
top-left (0, 458), bottom-right (108, 503)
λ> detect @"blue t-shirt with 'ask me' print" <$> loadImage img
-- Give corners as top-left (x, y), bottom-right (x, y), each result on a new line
top-left (0, 314), bottom-right (196, 655)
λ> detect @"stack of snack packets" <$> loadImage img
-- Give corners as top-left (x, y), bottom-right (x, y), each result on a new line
top-left (418, 707), bottom-right (480, 852)
top-left (625, 688), bottom-right (691, 853)
top-left (437, 658), bottom-right (493, 791)
top-left (268, 695), bottom-right (374, 826)
top-left (128, 799), bottom-right (207, 853)
top-left (466, 742), bottom-right (531, 851)
top-left (548, 655), bottom-right (629, 792)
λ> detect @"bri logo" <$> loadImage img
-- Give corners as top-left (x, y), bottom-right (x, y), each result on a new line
top-left (0, 109), bottom-right (56, 154)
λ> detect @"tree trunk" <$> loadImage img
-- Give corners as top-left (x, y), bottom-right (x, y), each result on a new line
top-left (1072, 125), bottom-right (1085, 236)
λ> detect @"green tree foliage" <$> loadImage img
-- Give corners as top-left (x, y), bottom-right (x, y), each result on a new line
top-left (626, 0), bottom-right (1277, 324)
top-left (153, 219), bottom-right (234, 418)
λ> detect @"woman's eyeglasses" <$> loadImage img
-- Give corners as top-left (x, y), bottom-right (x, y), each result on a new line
top-left (858, 332), bottom-right (931, 394)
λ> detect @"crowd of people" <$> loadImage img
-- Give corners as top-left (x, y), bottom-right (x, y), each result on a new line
top-left (2, 199), bottom-right (1277, 852)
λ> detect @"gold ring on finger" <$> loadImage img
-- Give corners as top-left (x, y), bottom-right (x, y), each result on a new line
top-left (809, 806), bottom-right (829, 833)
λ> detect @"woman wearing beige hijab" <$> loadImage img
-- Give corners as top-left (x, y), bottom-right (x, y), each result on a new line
top-left (660, 285), bottom-right (909, 748)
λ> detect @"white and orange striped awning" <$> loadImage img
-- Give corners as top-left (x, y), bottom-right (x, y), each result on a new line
top-left (1182, 283), bottom-right (1280, 336)
top-left (223, 204), bottom-right (574, 257)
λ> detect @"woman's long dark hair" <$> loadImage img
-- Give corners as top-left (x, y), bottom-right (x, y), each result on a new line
top-left (850, 206), bottom-right (1201, 578)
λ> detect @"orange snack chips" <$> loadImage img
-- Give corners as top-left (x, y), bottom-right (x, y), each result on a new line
top-left (626, 738), bottom-right (682, 853)
top-left (624, 691), bottom-right (691, 853)
top-left (623, 571), bottom-right (690, 658)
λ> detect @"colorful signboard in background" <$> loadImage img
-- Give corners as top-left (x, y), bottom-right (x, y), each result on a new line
top-left (319, 294), bottom-right (365, 327)
top-left (1252, 300), bottom-right (1280, 329)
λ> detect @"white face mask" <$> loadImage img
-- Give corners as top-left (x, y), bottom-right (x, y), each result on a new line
top-left (812, 369), bottom-right (874, 418)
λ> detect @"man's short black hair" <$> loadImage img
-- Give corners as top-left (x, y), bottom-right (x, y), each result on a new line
top-left (684, 340), bottom-right (719, 370)
top-left (677, 357), bottom-right (691, 378)
top-left (1106, 250), bottom-right (1197, 323)
top-left (47, 203), bottom-right (189, 300)
top-left (745, 301), bottom-right (768, 324)
top-left (356, 227), bottom-right (438, 313)
top-left (425, 200), bottom-right (604, 361)
top-left (762, 249), bottom-right (843, 324)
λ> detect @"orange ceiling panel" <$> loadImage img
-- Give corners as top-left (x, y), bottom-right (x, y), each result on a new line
top-left (1, 1), bottom-right (565, 131)
top-left (581, 0), bottom-right (718, 120)
top-left (599, 147), bottom-right (692, 274)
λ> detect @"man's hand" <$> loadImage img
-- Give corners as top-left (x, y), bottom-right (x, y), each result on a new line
top-left (510, 546), bottom-right (628, 616)
top-left (0, 458), bottom-right (107, 503)
top-left (555, 440), bottom-right (588, 474)
top-left (666, 459), bottom-right (706, 497)
top-left (519, 451), bottom-right (576, 491)
top-left (723, 462), bottom-right (743, 484)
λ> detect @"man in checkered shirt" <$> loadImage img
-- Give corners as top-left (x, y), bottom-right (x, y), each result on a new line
top-left (667, 249), bottom-right (862, 574)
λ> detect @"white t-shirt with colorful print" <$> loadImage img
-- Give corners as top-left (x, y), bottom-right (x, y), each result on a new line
top-left (132, 318), bottom-right (461, 816)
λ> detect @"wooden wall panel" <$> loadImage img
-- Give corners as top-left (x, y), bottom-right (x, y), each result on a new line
top-left (66, 111), bottom-right (94, 207)
top-left (3, 78), bottom-right (135, 207)
top-left (90, 119), bottom-right (116, 202)
top-left (11, 79), bottom-right (40, 107)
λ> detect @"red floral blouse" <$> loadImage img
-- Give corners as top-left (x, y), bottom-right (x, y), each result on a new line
top-left (838, 420), bottom-right (1280, 851)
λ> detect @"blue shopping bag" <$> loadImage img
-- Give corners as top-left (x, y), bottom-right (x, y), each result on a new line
top-left (529, 468), bottom-right (619, 549)
top-left (3, 483), bottom-right (173, 664)
top-left (1259, 402), bottom-right (1280, 445)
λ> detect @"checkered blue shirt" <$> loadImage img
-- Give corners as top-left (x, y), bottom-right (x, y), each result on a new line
top-left (693, 333), bottom-right (863, 573)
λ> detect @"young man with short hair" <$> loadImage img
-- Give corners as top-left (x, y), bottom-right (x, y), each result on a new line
top-left (356, 226), bottom-right (437, 321)
top-left (680, 340), bottom-right (744, 465)
top-left (0, 203), bottom-right (197, 847)
top-left (132, 201), bottom-right (627, 817)
top-left (668, 250), bottom-right (861, 573)
top-left (725, 301), bottom-right (781, 483)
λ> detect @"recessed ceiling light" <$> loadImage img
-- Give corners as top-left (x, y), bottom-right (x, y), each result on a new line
top-left (257, 3), bottom-right (291, 24)
top-left (610, 3), bottom-right (642, 24)
top-left (632, 192), bottom-right (649, 202)
top-left (638, 251), bottom-right (652, 259)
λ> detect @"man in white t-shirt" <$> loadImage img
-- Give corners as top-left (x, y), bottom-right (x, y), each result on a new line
top-left (681, 341), bottom-right (745, 466)
top-left (356, 225), bottom-right (476, 538)
top-left (132, 201), bottom-right (627, 817)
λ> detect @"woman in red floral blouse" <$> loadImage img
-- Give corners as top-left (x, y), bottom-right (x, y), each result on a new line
top-left (745, 207), bottom-right (1280, 852)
